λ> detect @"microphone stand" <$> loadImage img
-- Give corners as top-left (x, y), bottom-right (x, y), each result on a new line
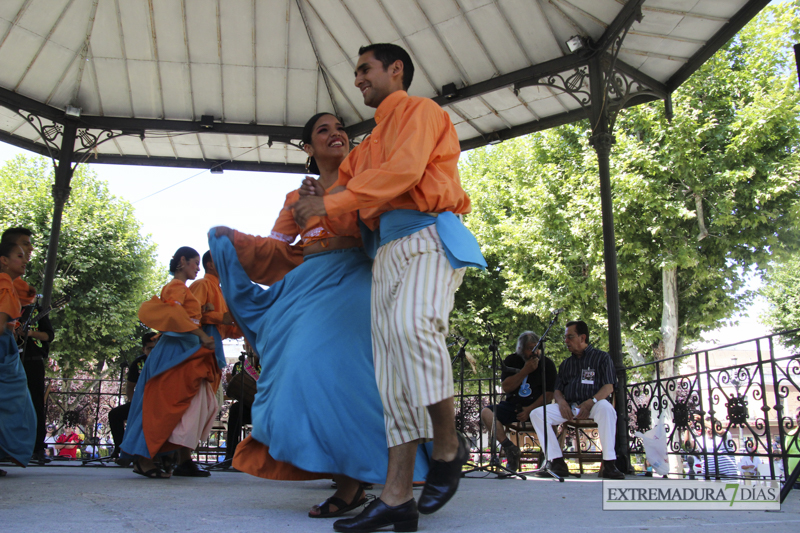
top-left (463, 324), bottom-right (526, 480)
top-left (530, 309), bottom-right (569, 482)
top-left (82, 360), bottom-right (128, 466)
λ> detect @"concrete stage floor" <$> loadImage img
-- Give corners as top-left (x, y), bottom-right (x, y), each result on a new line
top-left (1, 464), bottom-right (799, 532)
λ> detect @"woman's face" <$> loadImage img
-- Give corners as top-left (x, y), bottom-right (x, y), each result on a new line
top-left (180, 255), bottom-right (201, 280)
top-left (305, 114), bottom-right (349, 166)
top-left (1, 245), bottom-right (27, 279)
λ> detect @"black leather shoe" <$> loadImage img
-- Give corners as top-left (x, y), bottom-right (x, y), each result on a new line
top-left (417, 431), bottom-right (469, 515)
top-left (333, 498), bottom-right (418, 532)
top-left (29, 450), bottom-right (51, 465)
top-left (533, 457), bottom-right (571, 478)
top-left (600, 460), bottom-right (625, 479)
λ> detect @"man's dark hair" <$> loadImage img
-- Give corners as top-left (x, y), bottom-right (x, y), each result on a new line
top-left (142, 331), bottom-right (158, 346)
top-left (1, 227), bottom-right (32, 244)
top-left (202, 250), bottom-right (213, 270)
top-left (358, 43), bottom-right (414, 91)
top-left (566, 320), bottom-right (590, 343)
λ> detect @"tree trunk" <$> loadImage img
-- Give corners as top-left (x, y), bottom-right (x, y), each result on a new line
top-left (658, 266), bottom-right (679, 380)
top-left (695, 194), bottom-right (709, 241)
top-left (659, 265), bottom-right (680, 474)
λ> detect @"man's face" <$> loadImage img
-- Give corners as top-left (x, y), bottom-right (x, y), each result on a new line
top-left (14, 234), bottom-right (33, 262)
top-left (564, 325), bottom-right (586, 355)
top-left (143, 341), bottom-right (156, 355)
top-left (521, 342), bottom-right (538, 361)
top-left (354, 51), bottom-right (402, 108)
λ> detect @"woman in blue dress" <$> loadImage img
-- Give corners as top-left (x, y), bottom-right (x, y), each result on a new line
top-left (0, 242), bottom-right (36, 475)
top-left (210, 113), bottom-right (429, 519)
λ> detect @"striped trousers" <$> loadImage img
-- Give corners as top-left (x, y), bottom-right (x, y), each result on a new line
top-left (371, 225), bottom-right (465, 447)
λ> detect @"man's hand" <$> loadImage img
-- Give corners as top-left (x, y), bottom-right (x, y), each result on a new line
top-left (213, 226), bottom-right (235, 240)
top-left (516, 406), bottom-right (533, 423)
top-left (575, 399), bottom-right (593, 420)
top-left (557, 398), bottom-right (574, 422)
top-left (298, 177), bottom-right (326, 197)
top-left (222, 311), bottom-right (234, 325)
top-left (202, 303), bottom-right (215, 313)
top-left (522, 356), bottom-right (539, 374)
top-left (291, 196), bottom-right (327, 228)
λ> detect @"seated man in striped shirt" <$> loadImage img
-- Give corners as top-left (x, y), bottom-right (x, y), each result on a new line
top-left (529, 320), bottom-right (625, 479)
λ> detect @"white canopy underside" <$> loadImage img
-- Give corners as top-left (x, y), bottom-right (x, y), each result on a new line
top-left (0, 0), bottom-right (763, 172)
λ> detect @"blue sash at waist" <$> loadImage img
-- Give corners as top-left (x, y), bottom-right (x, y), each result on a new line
top-left (361, 210), bottom-right (486, 270)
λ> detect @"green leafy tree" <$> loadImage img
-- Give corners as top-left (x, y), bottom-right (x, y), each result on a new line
top-left (0, 155), bottom-right (166, 376)
top-left (456, 2), bottom-right (800, 375)
top-left (761, 255), bottom-right (800, 346)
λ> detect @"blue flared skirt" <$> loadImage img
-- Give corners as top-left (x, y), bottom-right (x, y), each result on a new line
top-left (210, 234), bottom-right (430, 483)
top-left (120, 329), bottom-right (219, 459)
top-left (0, 330), bottom-right (36, 465)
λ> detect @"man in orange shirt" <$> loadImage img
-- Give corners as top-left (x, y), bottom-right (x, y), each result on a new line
top-left (294, 43), bottom-right (485, 532)
top-left (189, 251), bottom-right (240, 341)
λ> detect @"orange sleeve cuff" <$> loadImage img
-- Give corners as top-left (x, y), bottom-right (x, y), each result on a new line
top-left (323, 189), bottom-right (359, 219)
top-left (231, 230), bottom-right (303, 286)
top-left (138, 296), bottom-right (199, 333)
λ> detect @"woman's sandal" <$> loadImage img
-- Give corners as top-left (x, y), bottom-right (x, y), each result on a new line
top-left (309, 488), bottom-right (370, 518)
top-left (133, 460), bottom-right (170, 479)
top-left (0, 468), bottom-right (7, 477)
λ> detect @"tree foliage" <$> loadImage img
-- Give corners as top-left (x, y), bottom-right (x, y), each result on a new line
top-left (761, 254), bottom-right (800, 345)
top-left (0, 156), bottom-right (165, 376)
top-left (455, 2), bottom-right (800, 373)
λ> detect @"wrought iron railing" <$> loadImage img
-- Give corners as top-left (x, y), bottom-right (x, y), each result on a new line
top-left (625, 329), bottom-right (800, 487)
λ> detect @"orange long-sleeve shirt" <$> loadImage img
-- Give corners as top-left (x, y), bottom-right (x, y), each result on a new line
top-left (138, 279), bottom-right (202, 333)
top-left (323, 90), bottom-right (471, 231)
top-left (189, 273), bottom-right (242, 340)
top-left (232, 189), bottom-right (360, 285)
top-left (13, 277), bottom-right (37, 307)
top-left (0, 273), bottom-right (21, 321)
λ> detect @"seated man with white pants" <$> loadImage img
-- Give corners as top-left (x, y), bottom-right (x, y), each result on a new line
top-left (529, 320), bottom-right (624, 479)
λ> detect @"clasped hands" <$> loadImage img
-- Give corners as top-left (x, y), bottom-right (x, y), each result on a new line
top-left (291, 177), bottom-right (328, 228)
top-left (557, 397), bottom-right (594, 422)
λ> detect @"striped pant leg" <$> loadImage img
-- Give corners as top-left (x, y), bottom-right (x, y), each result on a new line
top-left (371, 225), bottom-right (465, 447)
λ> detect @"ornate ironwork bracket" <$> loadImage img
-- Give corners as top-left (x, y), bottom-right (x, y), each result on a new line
top-left (14, 109), bottom-right (136, 168)
top-left (73, 128), bottom-right (133, 166)
top-left (511, 2), bottom-right (657, 134)
top-left (15, 110), bottom-right (62, 167)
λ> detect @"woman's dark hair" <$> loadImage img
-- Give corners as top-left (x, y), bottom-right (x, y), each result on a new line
top-left (301, 112), bottom-right (344, 175)
top-left (0, 241), bottom-right (21, 259)
top-left (169, 246), bottom-right (199, 274)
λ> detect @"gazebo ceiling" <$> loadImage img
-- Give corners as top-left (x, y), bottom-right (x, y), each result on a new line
top-left (0, 0), bottom-right (769, 173)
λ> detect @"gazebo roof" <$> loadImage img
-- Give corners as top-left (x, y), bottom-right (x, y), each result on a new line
top-left (0, 0), bottom-right (769, 173)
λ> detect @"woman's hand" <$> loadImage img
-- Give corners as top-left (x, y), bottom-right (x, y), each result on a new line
top-left (298, 177), bottom-right (326, 197)
top-left (194, 329), bottom-right (216, 351)
top-left (213, 226), bottom-right (235, 240)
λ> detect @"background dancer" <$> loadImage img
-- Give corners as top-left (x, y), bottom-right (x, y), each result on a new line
top-left (0, 241), bottom-right (36, 475)
top-left (120, 247), bottom-right (218, 479)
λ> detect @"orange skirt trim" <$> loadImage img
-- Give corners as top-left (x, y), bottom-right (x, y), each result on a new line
top-left (232, 435), bottom-right (331, 481)
top-left (142, 348), bottom-right (221, 457)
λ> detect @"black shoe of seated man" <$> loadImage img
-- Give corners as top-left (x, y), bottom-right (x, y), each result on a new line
top-left (418, 431), bottom-right (469, 515)
top-left (29, 450), bottom-right (51, 465)
top-left (505, 444), bottom-right (521, 472)
top-left (600, 460), bottom-right (625, 479)
top-left (333, 498), bottom-right (418, 532)
top-left (533, 457), bottom-right (571, 478)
